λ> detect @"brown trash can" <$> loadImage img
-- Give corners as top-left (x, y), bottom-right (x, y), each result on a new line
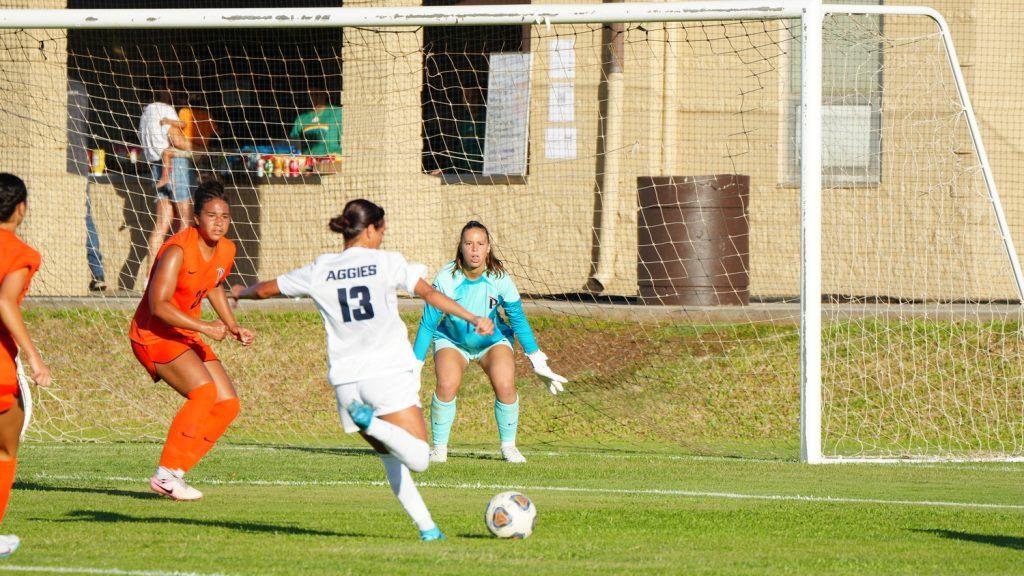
top-left (637, 175), bottom-right (750, 306)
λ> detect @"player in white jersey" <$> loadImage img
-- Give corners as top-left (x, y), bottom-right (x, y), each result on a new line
top-left (232, 199), bottom-right (494, 541)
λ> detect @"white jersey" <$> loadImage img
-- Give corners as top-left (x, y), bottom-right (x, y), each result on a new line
top-left (277, 247), bottom-right (426, 386)
top-left (137, 102), bottom-right (178, 162)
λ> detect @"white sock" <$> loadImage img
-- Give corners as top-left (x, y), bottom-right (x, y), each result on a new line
top-left (156, 466), bottom-right (183, 480)
top-left (381, 455), bottom-right (435, 532)
top-left (365, 418), bottom-right (430, 472)
top-left (501, 441), bottom-right (516, 449)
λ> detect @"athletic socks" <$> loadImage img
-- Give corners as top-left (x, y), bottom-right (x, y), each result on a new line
top-left (430, 394), bottom-right (457, 448)
top-left (0, 459), bottom-right (16, 523)
top-left (364, 417), bottom-right (430, 472)
top-left (494, 396), bottom-right (519, 445)
top-left (185, 398), bottom-right (241, 471)
top-left (380, 454), bottom-right (436, 532)
top-left (431, 395), bottom-right (521, 458)
top-left (158, 382), bottom-right (217, 472)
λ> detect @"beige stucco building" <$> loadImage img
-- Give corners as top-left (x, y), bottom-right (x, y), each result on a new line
top-left (1, 0), bottom-right (1021, 304)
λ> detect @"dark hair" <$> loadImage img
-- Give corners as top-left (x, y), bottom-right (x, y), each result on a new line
top-left (309, 88), bottom-right (330, 108)
top-left (453, 221), bottom-right (506, 278)
top-left (0, 173), bottom-right (27, 223)
top-left (186, 91), bottom-right (207, 107)
top-left (329, 199), bottom-right (385, 241)
top-left (193, 180), bottom-right (228, 213)
top-left (151, 81), bottom-right (174, 105)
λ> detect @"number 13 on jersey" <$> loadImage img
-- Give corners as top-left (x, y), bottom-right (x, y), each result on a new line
top-left (337, 286), bottom-right (374, 322)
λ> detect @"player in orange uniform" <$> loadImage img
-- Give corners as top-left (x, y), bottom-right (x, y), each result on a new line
top-left (130, 180), bottom-right (253, 501)
top-left (0, 173), bottom-right (51, 557)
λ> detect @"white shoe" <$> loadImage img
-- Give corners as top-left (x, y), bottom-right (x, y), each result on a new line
top-left (0, 534), bottom-right (19, 558)
top-left (150, 472), bottom-right (203, 501)
top-left (501, 445), bottom-right (527, 463)
top-left (429, 445), bottom-right (448, 463)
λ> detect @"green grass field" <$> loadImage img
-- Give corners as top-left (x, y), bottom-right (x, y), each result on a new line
top-left (23, 306), bottom-right (1024, 458)
top-left (11, 305), bottom-right (1024, 574)
top-left (3, 441), bottom-right (1022, 575)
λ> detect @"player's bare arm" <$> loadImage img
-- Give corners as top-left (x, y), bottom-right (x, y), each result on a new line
top-left (0, 268), bottom-right (49, 387)
top-left (207, 284), bottom-right (253, 346)
top-left (149, 246), bottom-right (226, 341)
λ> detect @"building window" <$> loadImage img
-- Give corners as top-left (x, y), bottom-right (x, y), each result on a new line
top-left (66, 0), bottom-right (343, 175)
top-left (422, 15), bottom-right (532, 181)
top-left (783, 1), bottom-right (883, 187)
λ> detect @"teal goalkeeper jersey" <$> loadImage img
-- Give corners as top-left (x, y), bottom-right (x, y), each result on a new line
top-left (413, 261), bottom-right (539, 360)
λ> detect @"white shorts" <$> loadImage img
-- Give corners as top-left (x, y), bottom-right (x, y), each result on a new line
top-left (334, 370), bottom-right (422, 434)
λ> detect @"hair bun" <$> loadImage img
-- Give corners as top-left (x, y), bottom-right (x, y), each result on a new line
top-left (329, 199), bottom-right (386, 240)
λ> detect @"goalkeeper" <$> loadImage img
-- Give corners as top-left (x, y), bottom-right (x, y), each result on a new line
top-left (413, 221), bottom-right (567, 464)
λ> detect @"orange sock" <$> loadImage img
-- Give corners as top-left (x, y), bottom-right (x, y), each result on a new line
top-left (0, 459), bottom-right (15, 523)
top-left (159, 383), bottom-right (217, 471)
top-left (184, 398), bottom-right (240, 471)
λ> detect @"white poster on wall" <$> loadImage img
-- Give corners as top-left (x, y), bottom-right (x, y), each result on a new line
top-left (545, 127), bottom-right (577, 160)
top-left (483, 52), bottom-right (533, 176)
top-left (546, 38), bottom-right (576, 160)
top-left (549, 37), bottom-right (576, 79)
top-left (548, 83), bottom-right (574, 123)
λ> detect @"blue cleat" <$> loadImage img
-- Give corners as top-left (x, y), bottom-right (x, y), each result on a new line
top-left (346, 401), bottom-right (374, 430)
top-left (420, 526), bottom-right (447, 541)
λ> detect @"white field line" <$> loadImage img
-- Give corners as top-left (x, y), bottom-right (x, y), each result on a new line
top-left (27, 473), bottom-right (1024, 512)
top-left (0, 565), bottom-right (230, 576)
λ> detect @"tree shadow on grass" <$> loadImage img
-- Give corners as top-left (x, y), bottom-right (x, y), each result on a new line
top-left (913, 529), bottom-right (1024, 551)
top-left (45, 510), bottom-right (371, 538)
top-left (15, 481), bottom-right (153, 501)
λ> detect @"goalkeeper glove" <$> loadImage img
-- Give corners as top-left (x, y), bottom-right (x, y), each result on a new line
top-left (527, 350), bottom-right (567, 395)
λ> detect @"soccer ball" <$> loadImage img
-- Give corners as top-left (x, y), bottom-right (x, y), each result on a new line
top-left (484, 491), bottom-right (536, 539)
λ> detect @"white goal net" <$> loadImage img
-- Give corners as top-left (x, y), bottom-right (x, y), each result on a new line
top-left (0, 2), bottom-right (1021, 461)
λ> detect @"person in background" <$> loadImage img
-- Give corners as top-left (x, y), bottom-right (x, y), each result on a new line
top-left (179, 92), bottom-right (218, 152)
top-left (289, 88), bottom-right (343, 157)
top-left (85, 179), bottom-right (108, 292)
top-left (451, 86), bottom-right (485, 174)
top-left (69, 79), bottom-right (109, 293)
top-left (138, 84), bottom-right (197, 282)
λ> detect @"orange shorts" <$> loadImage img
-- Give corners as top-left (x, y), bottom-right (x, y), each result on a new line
top-left (131, 336), bottom-right (218, 382)
top-left (0, 344), bottom-right (21, 412)
top-left (0, 338), bottom-right (20, 409)
top-left (0, 384), bottom-right (18, 413)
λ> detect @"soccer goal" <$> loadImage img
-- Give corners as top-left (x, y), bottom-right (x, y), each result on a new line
top-left (1, 1), bottom-right (1021, 463)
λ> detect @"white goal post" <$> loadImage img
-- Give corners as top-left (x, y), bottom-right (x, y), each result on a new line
top-left (1, 1), bottom-right (1021, 463)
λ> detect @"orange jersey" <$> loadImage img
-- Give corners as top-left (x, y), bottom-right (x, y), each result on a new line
top-left (0, 228), bottom-right (41, 384)
top-left (179, 107), bottom-right (217, 150)
top-left (129, 227), bottom-right (235, 345)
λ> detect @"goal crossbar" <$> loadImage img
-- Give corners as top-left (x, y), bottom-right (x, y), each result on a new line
top-left (0, 3), bottom-right (808, 29)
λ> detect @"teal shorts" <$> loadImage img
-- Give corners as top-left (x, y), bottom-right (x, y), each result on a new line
top-left (434, 336), bottom-right (512, 362)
